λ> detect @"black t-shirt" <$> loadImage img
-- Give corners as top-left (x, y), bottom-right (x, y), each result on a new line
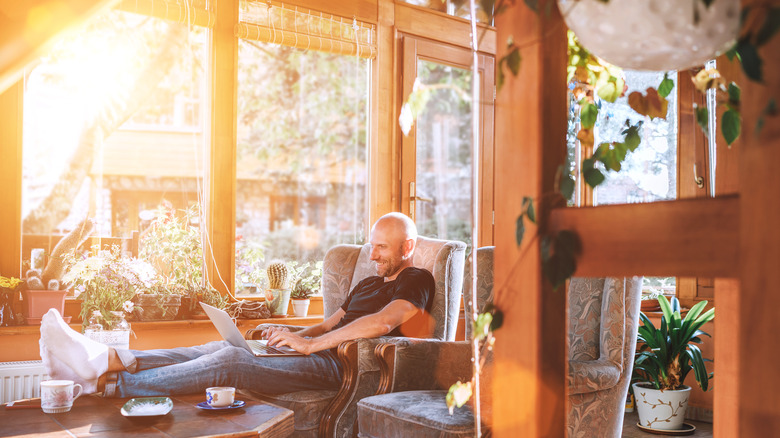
top-left (331, 267), bottom-right (435, 336)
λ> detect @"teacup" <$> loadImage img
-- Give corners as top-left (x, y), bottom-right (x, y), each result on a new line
top-left (206, 386), bottom-right (235, 407)
top-left (41, 380), bottom-right (83, 414)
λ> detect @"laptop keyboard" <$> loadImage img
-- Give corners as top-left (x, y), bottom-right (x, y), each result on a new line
top-left (246, 339), bottom-right (292, 355)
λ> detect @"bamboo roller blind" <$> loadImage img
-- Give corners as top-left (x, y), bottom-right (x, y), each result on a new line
top-left (116, 0), bottom-right (215, 28)
top-left (236, 0), bottom-right (377, 59)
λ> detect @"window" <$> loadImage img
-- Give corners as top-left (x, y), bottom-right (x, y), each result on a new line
top-left (235, 38), bottom-right (370, 294)
top-left (569, 70), bottom-right (678, 294)
top-left (21, 8), bottom-right (208, 269)
top-left (591, 71), bottom-right (678, 206)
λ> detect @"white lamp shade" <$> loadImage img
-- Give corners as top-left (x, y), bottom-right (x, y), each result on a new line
top-left (558, 0), bottom-right (740, 71)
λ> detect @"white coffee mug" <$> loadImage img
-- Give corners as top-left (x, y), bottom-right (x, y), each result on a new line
top-left (206, 386), bottom-right (235, 407)
top-left (41, 380), bottom-right (83, 414)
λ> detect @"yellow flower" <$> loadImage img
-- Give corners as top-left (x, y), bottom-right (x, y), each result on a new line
top-left (0, 276), bottom-right (23, 289)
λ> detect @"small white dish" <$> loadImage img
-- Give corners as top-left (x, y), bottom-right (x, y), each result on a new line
top-left (195, 400), bottom-right (246, 410)
top-left (121, 397), bottom-right (173, 417)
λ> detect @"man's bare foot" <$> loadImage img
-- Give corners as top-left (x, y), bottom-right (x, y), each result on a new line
top-left (40, 309), bottom-right (108, 381)
top-left (39, 339), bottom-right (97, 394)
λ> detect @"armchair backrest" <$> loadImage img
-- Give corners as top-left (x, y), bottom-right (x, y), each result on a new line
top-left (567, 277), bottom-right (642, 364)
top-left (320, 236), bottom-right (467, 341)
top-left (463, 246), bottom-right (495, 340)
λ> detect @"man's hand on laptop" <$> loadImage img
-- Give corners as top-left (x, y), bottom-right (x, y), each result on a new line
top-left (260, 326), bottom-right (290, 339)
top-left (266, 330), bottom-right (314, 355)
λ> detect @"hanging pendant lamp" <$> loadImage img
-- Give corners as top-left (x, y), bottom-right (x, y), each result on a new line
top-left (557, 0), bottom-right (740, 71)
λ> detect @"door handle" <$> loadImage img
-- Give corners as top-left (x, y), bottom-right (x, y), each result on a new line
top-left (409, 182), bottom-right (433, 221)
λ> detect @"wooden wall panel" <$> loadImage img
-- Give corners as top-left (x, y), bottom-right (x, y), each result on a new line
top-left (550, 196), bottom-right (739, 278)
top-left (370, 0), bottom-right (397, 222)
top-left (733, 7), bottom-right (780, 433)
top-left (206, 0), bottom-right (238, 295)
top-left (494, 3), bottom-right (567, 436)
top-left (0, 81), bottom-right (23, 278)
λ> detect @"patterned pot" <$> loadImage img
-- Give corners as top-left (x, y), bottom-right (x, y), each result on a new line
top-left (266, 289), bottom-right (290, 318)
top-left (132, 294), bottom-right (181, 321)
top-left (633, 382), bottom-right (691, 431)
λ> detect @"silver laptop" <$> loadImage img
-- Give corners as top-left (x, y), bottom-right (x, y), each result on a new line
top-left (200, 302), bottom-right (303, 357)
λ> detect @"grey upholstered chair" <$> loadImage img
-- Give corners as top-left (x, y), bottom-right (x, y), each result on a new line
top-left (357, 271), bottom-right (643, 438)
top-left (245, 236), bottom-right (466, 438)
top-left (356, 246), bottom-right (494, 437)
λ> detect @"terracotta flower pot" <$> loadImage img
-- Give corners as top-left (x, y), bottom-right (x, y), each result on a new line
top-left (22, 290), bottom-right (69, 324)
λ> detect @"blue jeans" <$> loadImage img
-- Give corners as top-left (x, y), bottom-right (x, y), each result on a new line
top-left (108, 341), bottom-right (342, 397)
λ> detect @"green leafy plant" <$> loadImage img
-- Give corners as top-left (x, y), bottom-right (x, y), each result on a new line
top-left (633, 295), bottom-right (715, 391)
top-left (63, 245), bottom-right (155, 327)
top-left (139, 204), bottom-right (204, 297)
top-left (290, 261), bottom-right (323, 299)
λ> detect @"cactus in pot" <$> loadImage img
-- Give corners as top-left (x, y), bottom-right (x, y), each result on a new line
top-left (265, 260), bottom-right (290, 317)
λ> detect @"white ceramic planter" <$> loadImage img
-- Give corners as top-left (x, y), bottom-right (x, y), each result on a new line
top-left (291, 299), bottom-right (310, 317)
top-left (633, 382), bottom-right (691, 431)
top-left (557, 0), bottom-right (739, 71)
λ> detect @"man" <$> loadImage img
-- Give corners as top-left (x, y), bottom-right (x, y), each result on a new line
top-left (39, 212), bottom-right (434, 397)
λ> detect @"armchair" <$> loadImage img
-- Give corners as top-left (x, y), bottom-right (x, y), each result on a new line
top-left (356, 246), bottom-right (494, 437)
top-left (244, 236), bottom-right (466, 437)
top-left (357, 272), bottom-right (642, 438)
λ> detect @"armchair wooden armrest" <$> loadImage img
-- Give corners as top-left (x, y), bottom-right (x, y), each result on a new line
top-left (320, 336), bottom-right (397, 437)
top-left (244, 324), bottom-right (305, 340)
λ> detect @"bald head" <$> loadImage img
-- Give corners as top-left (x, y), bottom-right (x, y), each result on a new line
top-left (369, 212), bottom-right (417, 281)
top-left (372, 212), bottom-right (417, 242)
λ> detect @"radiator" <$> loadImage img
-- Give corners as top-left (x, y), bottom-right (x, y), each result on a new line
top-left (0, 360), bottom-right (48, 404)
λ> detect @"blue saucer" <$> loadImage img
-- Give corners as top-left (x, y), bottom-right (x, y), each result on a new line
top-left (195, 400), bottom-right (246, 410)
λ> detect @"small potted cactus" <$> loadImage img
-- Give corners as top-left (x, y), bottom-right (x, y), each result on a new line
top-left (264, 260), bottom-right (290, 317)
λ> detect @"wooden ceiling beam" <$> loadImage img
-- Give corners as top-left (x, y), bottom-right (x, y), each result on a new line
top-left (549, 196), bottom-right (739, 278)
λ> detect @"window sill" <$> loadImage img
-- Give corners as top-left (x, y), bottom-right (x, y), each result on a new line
top-left (0, 315), bottom-right (324, 362)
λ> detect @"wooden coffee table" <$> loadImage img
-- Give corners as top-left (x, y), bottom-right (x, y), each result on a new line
top-left (0, 392), bottom-right (293, 437)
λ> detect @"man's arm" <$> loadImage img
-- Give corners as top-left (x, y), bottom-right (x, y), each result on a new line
top-left (261, 308), bottom-right (346, 339)
top-left (266, 299), bottom-right (419, 354)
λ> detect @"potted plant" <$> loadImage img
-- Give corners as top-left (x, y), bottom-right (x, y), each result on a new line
top-left (264, 260), bottom-right (291, 317)
top-left (632, 295), bottom-right (715, 431)
top-left (138, 204), bottom-right (212, 319)
top-left (63, 245), bottom-right (153, 328)
top-left (289, 261), bottom-right (322, 317)
top-left (0, 275), bottom-right (24, 327)
top-left (290, 284), bottom-right (312, 317)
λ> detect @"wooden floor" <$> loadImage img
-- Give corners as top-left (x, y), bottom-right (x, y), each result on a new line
top-left (622, 412), bottom-right (713, 437)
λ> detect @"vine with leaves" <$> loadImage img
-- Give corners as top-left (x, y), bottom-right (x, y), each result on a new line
top-left (404, 0), bottom-right (780, 420)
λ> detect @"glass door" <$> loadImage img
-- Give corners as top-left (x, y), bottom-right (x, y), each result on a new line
top-left (400, 37), bottom-right (495, 247)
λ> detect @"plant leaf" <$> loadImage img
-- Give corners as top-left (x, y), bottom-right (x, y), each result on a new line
top-left (522, 196), bottom-right (536, 223)
top-left (559, 168), bottom-right (575, 200)
top-left (515, 214), bottom-right (525, 246)
top-left (657, 73), bottom-right (674, 98)
top-left (446, 381), bottom-right (473, 415)
top-left (579, 101), bottom-right (598, 129)
top-left (727, 82), bottom-right (741, 104)
top-left (628, 88), bottom-right (668, 120)
top-left (541, 230), bottom-right (581, 290)
top-left (737, 40), bottom-right (762, 82)
top-left (722, 109), bottom-right (741, 145)
top-left (506, 47), bottom-right (521, 76)
top-left (583, 167), bottom-right (605, 188)
top-left (694, 104), bottom-right (709, 137)
top-left (623, 123), bottom-right (642, 151)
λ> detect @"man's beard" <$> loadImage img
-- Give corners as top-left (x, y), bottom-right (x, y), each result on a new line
top-left (376, 257), bottom-right (400, 278)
